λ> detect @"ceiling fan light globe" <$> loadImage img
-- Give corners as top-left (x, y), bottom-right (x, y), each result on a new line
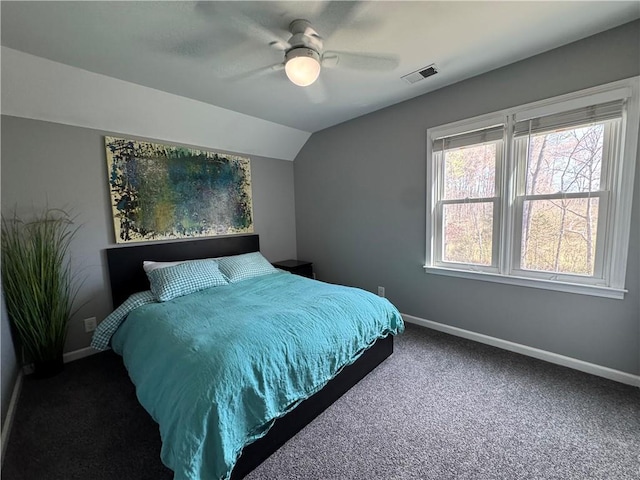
top-left (285, 48), bottom-right (321, 87)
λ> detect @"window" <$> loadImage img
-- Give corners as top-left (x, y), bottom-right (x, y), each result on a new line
top-left (425, 78), bottom-right (639, 299)
top-left (432, 125), bottom-right (503, 270)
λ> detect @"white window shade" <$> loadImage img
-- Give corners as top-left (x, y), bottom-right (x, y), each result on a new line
top-left (433, 125), bottom-right (504, 152)
top-left (513, 100), bottom-right (625, 137)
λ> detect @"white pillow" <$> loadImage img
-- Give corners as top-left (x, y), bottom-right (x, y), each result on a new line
top-left (143, 260), bottom-right (186, 273)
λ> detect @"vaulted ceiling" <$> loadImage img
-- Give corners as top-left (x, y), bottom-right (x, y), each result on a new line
top-left (2, 1), bottom-right (639, 133)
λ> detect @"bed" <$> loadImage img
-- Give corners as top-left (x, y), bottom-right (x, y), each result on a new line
top-left (95, 234), bottom-right (403, 479)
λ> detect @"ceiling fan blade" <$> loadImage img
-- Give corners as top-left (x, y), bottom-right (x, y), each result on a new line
top-left (157, 30), bottom-right (221, 58)
top-left (211, 43), bottom-right (282, 78)
top-left (303, 77), bottom-right (329, 104)
top-left (221, 63), bottom-right (285, 82)
top-left (235, 14), bottom-right (288, 48)
top-left (316, 1), bottom-right (363, 40)
top-left (322, 51), bottom-right (399, 72)
top-left (269, 40), bottom-right (292, 51)
top-left (304, 24), bottom-right (321, 40)
top-left (199, 2), bottom-right (289, 48)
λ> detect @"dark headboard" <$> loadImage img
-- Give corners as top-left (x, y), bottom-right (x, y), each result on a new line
top-left (105, 234), bottom-right (260, 308)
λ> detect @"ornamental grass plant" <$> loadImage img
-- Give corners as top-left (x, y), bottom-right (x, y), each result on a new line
top-left (1, 208), bottom-right (81, 376)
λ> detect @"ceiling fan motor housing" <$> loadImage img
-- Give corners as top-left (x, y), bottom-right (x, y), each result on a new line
top-left (285, 47), bottom-right (320, 64)
top-left (287, 19), bottom-right (323, 52)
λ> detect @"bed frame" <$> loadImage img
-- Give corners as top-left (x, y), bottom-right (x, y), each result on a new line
top-left (105, 234), bottom-right (393, 479)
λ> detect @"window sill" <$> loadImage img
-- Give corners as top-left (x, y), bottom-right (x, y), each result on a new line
top-left (423, 265), bottom-right (626, 299)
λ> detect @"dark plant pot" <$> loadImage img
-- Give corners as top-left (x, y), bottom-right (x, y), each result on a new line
top-left (33, 357), bottom-right (64, 378)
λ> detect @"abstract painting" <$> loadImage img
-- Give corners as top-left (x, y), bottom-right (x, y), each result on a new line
top-left (105, 136), bottom-right (253, 243)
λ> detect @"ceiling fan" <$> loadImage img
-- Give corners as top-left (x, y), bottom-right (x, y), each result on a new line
top-left (164, 2), bottom-right (399, 91)
top-left (260, 18), bottom-right (399, 87)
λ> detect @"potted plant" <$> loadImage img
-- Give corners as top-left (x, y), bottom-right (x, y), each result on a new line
top-left (1, 208), bottom-right (81, 378)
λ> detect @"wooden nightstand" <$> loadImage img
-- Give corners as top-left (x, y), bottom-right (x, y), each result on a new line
top-left (272, 259), bottom-right (314, 278)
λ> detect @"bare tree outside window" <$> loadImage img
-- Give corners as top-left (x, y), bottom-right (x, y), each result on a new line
top-left (520, 124), bottom-right (605, 276)
top-left (441, 143), bottom-right (497, 266)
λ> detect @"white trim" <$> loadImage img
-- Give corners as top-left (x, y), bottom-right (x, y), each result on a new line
top-left (22, 346), bottom-right (104, 375)
top-left (425, 133), bottom-right (436, 267)
top-left (63, 346), bottom-right (101, 364)
top-left (402, 313), bottom-right (640, 387)
top-left (423, 265), bottom-right (626, 299)
top-left (1, 372), bottom-right (23, 466)
top-left (0, 347), bottom-right (98, 463)
top-left (609, 78), bottom-right (640, 290)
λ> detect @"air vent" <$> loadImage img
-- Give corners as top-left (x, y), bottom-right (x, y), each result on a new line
top-left (402, 64), bottom-right (438, 84)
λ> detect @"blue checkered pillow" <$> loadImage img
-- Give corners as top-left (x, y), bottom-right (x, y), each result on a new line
top-left (147, 259), bottom-right (229, 302)
top-left (91, 290), bottom-right (156, 351)
top-left (217, 252), bottom-right (277, 283)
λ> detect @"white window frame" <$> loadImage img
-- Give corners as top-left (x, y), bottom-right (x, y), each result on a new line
top-left (431, 117), bottom-right (505, 274)
top-left (425, 77), bottom-right (639, 299)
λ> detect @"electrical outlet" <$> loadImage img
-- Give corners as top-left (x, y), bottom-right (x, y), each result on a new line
top-left (377, 286), bottom-right (385, 298)
top-left (83, 317), bottom-right (97, 333)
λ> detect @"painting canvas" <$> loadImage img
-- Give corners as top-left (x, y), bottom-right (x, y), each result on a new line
top-left (105, 136), bottom-right (253, 243)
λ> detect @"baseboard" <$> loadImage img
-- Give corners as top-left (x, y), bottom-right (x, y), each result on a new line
top-left (63, 346), bottom-right (100, 363)
top-left (1, 371), bottom-right (23, 466)
top-left (4, 346), bottom-right (101, 459)
top-left (22, 346), bottom-right (102, 375)
top-left (402, 314), bottom-right (640, 388)
top-left (0, 347), bottom-right (98, 462)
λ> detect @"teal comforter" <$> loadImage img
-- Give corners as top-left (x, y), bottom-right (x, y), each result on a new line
top-left (110, 272), bottom-right (404, 480)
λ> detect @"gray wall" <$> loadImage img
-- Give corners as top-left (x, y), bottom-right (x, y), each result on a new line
top-left (294, 21), bottom-right (640, 375)
top-left (1, 116), bottom-right (298, 354)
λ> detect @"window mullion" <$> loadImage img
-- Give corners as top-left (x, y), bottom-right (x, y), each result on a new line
top-left (499, 116), bottom-right (516, 275)
top-left (510, 132), bottom-right (529, 273)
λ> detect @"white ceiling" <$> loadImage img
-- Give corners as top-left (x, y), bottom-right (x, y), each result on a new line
top-left (1, 1), bottom-right (639, 133)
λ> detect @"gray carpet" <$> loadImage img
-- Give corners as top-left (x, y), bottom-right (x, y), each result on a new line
top-left (2, 323), bottom-right (639, 479)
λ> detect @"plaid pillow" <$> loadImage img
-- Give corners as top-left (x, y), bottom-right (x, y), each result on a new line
top-left (217, 252), bottom-right (277, 283)
top-left (90, 290), bottom-right (156, 351)
top-left (147, 259), bottom-right (228, 302)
